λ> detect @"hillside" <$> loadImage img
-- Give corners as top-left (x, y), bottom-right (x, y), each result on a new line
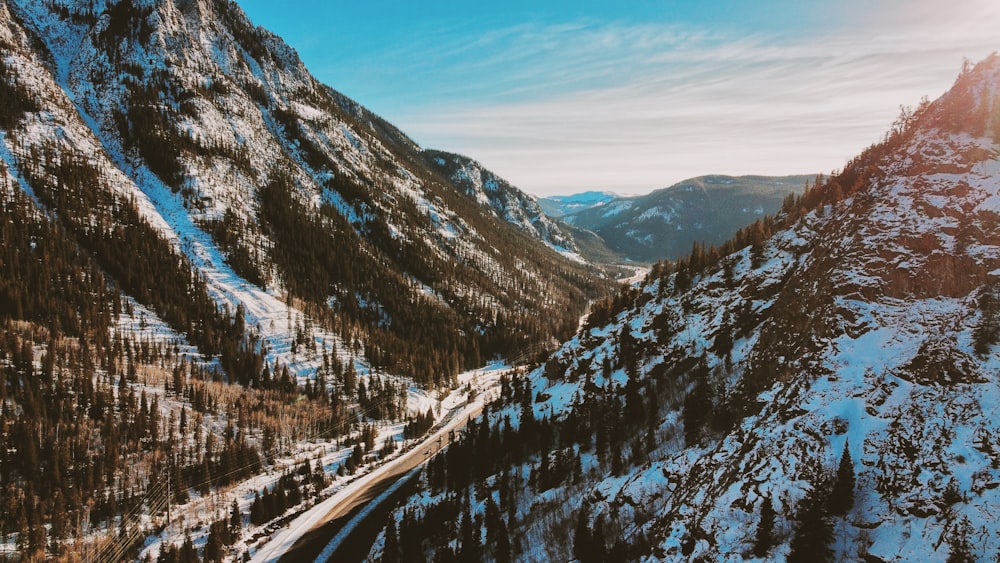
top-left (0, 0), bottom-right (603, 387)
top-left (423, 150), bottom-right (581, 259)
top-left (372, 54), bottom-right (1000, 562)
top-left (561, 174), bottom-right (812, 263)
top-left (0, 0), bottom-right (607, 560)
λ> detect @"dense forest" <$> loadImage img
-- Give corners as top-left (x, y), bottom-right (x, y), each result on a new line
top-left (0, 170), bottom-right (384, 561)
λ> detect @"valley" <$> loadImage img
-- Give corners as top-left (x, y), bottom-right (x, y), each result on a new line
top-left (1, 1), bottom-right (999, 562)
top-left (247, 364), bottom-right (512, 563)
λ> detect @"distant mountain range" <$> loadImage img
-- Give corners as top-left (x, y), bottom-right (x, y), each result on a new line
top-left (537, 191), bottom-right (619, 218)
top-left (541, 175), bottom-right (812, 262)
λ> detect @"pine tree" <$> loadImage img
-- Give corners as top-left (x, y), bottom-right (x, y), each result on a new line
top-left (590, 516), bottom-right (608, 562)
top-left (974, 282), bottom-right (1000, 355)
top-left (204, 522), bottom-right (224, 563)
top-left (946, 516), bottom-right (974, 563)
top-left (178, 533), bottom-right (198, 563)
top-left (458, 505), bottom-right (479, 563)
top-left (788, 477), bottom-right (833, 563)
top-left (230, 499), bottom-right (242, 534)
top-left (752, 495), bottom-right (776, 557)
top-left (495, 518), bottom-right (512, 563)
top-left (382, 516), bottom-right (401, 563)
top-left (829, 440), bottom-right (856, 516)
top-left (573, 507), bottom-right (593, 562)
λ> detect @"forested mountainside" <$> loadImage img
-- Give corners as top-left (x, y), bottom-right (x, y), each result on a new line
top-left (0, 0), bottom-right (604, 386)
top-left (0, 0), bottom-right (608, 560)
top-left (372, 54), bottom-right (1000, 562)
top-left (559, 175), bottom-right (811, 263)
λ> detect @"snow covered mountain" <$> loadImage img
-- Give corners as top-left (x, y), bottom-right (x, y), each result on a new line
top-left (562, 175), bottom-right (812, 263)
top-left (0, 3), bottom-right (612, 559)
top-left (424, 150), bottom-right (581, 259)
top-left (0, 0), bottom-right (604, 386)
top-left (373, 54), bottom-right (1000, 562)
top-left (537, 191), bottom-right (618, 218)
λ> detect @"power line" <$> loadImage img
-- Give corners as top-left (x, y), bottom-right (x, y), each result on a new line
top-left (94, 383), bottom-right (406, 562)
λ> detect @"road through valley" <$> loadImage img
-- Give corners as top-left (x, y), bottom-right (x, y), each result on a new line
top-left (249, 367), bottom-right (506, 563)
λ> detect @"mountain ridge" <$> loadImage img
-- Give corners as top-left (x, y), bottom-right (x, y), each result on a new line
top-left (537, 191), bottom-right (618, 218)
top-left (371, 52), bottom-right (1000, 562)
top-left (0, 2), bottom-right (608, 559)
top-left (1, 0), bottom-right (605, 385)
top-left (555, 174), bottom-right (812, 263)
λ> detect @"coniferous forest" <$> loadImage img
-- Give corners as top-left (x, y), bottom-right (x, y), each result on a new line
top-left (5, 0), bottom-right (1000, 561)
top-left (0, 0), bottom-right (611, 559)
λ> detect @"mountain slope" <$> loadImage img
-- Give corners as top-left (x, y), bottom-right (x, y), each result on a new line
top-left (0, 1), bottom-right (607, 560)
top-left (562, 174), bottom-right (811, 262)
top-left (0, 0), bottom-right (605, 386)
top-left (424, 150), bottom-right (582, 259)
top-left (373, 53), bottom-right (1000, 562)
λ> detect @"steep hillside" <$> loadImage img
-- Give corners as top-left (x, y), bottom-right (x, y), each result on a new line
top-left (0, 0), bottom-right (607, 560)
top-left (563, 175), bottom-right (811, 262)
top-left (0, 0), bottom-right (605, 386)
top-left (424, 150), bottom-right (581, 259)
top-left (373, 54), bottom-right (1000, 562)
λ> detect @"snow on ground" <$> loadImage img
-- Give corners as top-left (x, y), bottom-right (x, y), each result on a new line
top-left (4, 0), bottom-right (358, 383)
top-left (315, 465), bottom-right (424, 563)
top-left (548, 243), bottom-right (586, 263)
top-left (114, 296), bottom-right (216, 370)
top-left (246, 363), bottom-right (512, 563)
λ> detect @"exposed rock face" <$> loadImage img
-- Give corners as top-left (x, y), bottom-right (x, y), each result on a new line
top-left (379, 54), bottom-right (1000, 562)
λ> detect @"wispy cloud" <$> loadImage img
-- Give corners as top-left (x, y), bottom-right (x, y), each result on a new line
top-left (361, 0), bottom-right (1000, 195)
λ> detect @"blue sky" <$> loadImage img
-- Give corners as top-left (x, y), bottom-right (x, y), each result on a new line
top-left (235, 0), bottom-right (1000, 196)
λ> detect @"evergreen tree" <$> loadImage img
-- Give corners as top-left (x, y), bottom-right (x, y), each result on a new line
top-left (573, 508), bottom-right (592, 563)
top-left (788, 477), bottom-right (833, 563)
top-left (204, 523), bottom-right (224, 563)
top-left (946, 516), bottom-right (974, 563)
top-left (590, 516), bottom-right (608, 562)
top-left (974, 282), bottom-right (1000, 355)
top-left (230, 499), bottom-right (242, 534)
top-left (495, 518), bottom-right (512, 563)
top-left (382, 516), bottom-right (401, 563)
top-left (829, 440), bottom-right (856, 516)
top-left (178, 533), bottom-right (198, 563)
top-left (752, 495), bottom-right (776, 557)
top-left (458, 505), bottom-right (479, 563)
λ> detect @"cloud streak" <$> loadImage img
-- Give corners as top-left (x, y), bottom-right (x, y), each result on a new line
top-left (373, 1), bottom-right (1000, 195)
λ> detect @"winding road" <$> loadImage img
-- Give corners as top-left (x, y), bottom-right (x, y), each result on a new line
top-left (249, 368), bottom-right (503, 563)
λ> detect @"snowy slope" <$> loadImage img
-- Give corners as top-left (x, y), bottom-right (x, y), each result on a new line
top-left (424, 150), bottom-right (582, 259)
top-left (0, 0), bottom-right (352, 381)
top-left (538, 191), bottom-right (619, 218)
top-left (375, 54), bottom-right (1000, 562)
top-left (0, 1), bottom-right (606, 560)
top-left (0, 0), bottom-right (602, 384)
